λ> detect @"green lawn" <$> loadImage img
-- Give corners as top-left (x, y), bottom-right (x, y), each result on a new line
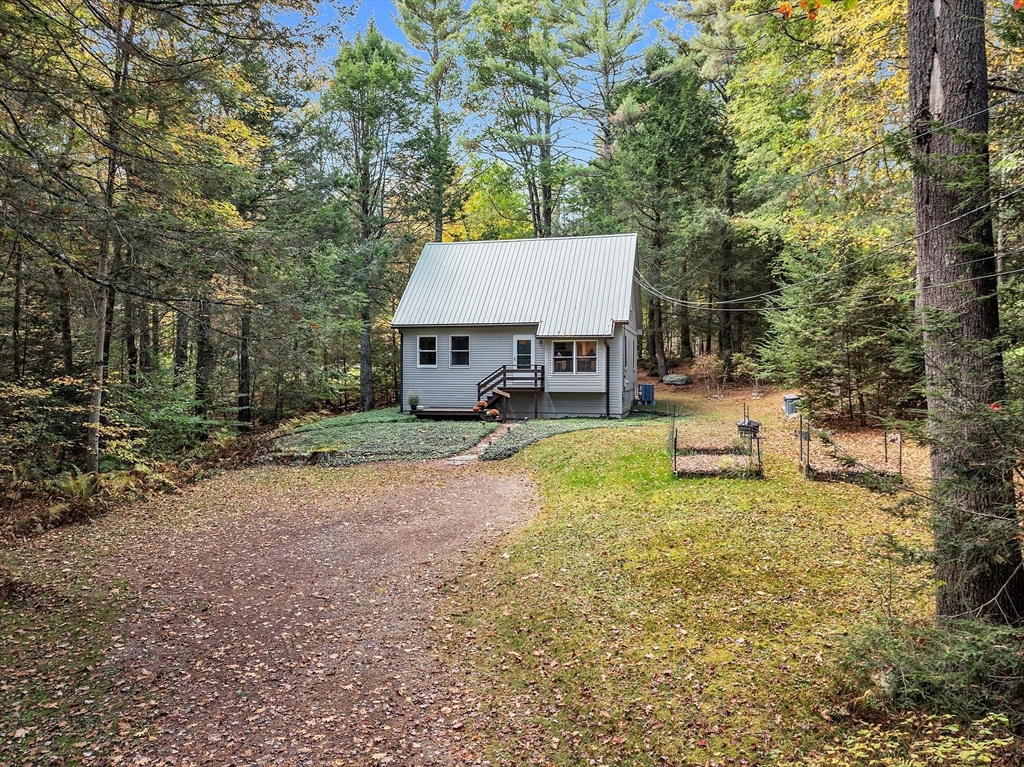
top-left (481, 414), bottom-right (662, 461)
top-left (446, 394), bottom-right (939, 765)
top-left (273, 408), bottom-right (498, 464)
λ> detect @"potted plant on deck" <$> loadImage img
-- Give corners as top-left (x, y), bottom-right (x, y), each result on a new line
top-left (408, 391), bottom-right (421, 411)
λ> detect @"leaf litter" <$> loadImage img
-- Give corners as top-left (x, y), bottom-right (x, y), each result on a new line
top-left (2, 462), bottom-right (536, 765)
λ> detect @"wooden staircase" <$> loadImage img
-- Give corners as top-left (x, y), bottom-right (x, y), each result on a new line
top-left (477, 365), bottom-right (544, 419)
top-left (412, 365), bottom-right (545, 421)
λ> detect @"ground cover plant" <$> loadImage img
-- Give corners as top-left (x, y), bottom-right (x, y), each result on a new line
top-left (274, 408), bottom-right (498, 464)
top-left (443, 391), bottom-right (983, 764)
top-left (480, 415), bottom-right (660, 461)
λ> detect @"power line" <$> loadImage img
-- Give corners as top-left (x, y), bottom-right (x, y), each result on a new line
top-left (796, 93), bottom-right (1024, 181)
top-left (634, 262), bottom-right (1024, 313)
top-left (636, 184), bottom-right (1024, 310)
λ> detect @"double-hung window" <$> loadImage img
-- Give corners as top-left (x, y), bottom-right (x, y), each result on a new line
top-left (553, 340), bottom-right (598, 373)
top-left (417, 336), bottom-right (437, 367)
top-left (450, 335), bottom-right (470, 367)
top-left (575, 341), bottom-right (597, 372)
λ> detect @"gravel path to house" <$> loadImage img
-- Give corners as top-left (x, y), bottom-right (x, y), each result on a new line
top-left (101, 462), bottom-right (536, 766)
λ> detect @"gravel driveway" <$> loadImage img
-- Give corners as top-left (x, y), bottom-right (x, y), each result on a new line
top-left (104, 462), bottom-right (536, 766)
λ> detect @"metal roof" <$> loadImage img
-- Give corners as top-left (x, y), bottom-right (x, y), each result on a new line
top-left (391, 233), bottom-right (638, 337)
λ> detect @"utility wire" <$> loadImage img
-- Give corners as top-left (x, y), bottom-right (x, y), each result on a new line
top-left (636, 255), bottom-right (1024, 314)
top-left (795, 93), bottom-right (1024, 181)
top-left (636, 184), bottom-right (1024, 310)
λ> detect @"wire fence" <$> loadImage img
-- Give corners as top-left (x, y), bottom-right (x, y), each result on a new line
top-left (797, 413), bottom-right (904, 482)
top-left (669, 404), bottom-right (763, 479)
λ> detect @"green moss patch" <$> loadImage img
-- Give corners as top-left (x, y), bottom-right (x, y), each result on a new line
top-left (274, 408), bottom-right (498, 464)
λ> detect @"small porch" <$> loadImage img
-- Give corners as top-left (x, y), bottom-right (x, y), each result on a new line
top-left (412, 365), bottom-right (545, 421)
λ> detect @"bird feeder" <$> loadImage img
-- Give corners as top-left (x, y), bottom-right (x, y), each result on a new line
top-left (736, 403), bottom-right (761, 438)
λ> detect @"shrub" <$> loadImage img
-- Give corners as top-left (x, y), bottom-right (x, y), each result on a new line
top-left (836, 619), bottom-right (1024, 725)
top-left (802, 713), bottom-right (1017, 766)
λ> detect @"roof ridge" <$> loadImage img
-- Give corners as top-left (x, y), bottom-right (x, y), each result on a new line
top-left (425, 233), bottom-right (636, 246)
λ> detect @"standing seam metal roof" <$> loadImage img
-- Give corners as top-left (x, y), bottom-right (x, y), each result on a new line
top-left (390, 233), bottom-right (638, 337)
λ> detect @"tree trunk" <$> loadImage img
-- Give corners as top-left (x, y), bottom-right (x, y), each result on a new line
top-left (432, 106), bottom-right (445, 243)
top-left (151, 307), bottom-right (160, 371)
top-left (138, 303), bottom-right (153, 377)
top-left (237, 306), bottom-right (252, 425)
top-left (173, 308), bottom-right (189, 387)
top-left (909, 0), bottom-right (1024, 623)
top-left (102, 281), bottom-right (116, 370)
top-left (193, 300), bottom-right (213, 419)
top-left (11, 239), bottom-right (22, 380)
top-left (648, 296), bottom-right (668, 378)
top-left (87, 2), bottom-right (133, 473)
top-left (54, 266), bottom-right (73, 375)
top-left (718, 161), bottom-right (736, 357)
top-left (86, 247), bottom-right (110, 473)
top-left (359, 305), bottom-right (374, 411)
top-left (124, 294), bottom-right (138, 384)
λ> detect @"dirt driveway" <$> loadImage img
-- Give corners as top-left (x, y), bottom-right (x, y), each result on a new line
top-left (101, 461), bottom-right (536, 766)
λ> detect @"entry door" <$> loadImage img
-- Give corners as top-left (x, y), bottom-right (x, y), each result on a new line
top-left (513, 335), bottom-right (535, 368)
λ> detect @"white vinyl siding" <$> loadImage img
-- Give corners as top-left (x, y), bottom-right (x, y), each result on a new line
top-left (404, 326), bottom-right (536, 410)
top-left (546, 339), bottom-right (606, 394)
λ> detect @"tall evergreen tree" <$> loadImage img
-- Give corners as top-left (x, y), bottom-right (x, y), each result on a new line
top-left (396, 0), bottom-right (467, 242)
top-left (320, 22), bottom-right (421, 411)
top-left (464, 0), bottom-right (570, 237)
top-left (909, 0), bottom-right (1024, 623)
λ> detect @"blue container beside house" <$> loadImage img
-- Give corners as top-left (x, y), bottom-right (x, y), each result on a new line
top-left (783, 394), bottom-right (801, 417)
top-left (638, 384), bottom-right (655, 405)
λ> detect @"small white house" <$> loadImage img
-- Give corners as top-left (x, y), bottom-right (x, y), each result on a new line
top-left (390, 233), bottom-right (642, 419)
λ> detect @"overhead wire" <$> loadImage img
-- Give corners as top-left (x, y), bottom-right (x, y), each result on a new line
top-left (795, 93), bottom-right (1024, 181)
top-left (637, 260), bottom-right (1024, 313)
top-left (635, 184), bottom-right (1024, 311)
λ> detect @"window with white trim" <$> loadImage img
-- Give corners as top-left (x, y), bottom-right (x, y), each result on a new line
top-left (552, 340), bottom-right (598, 373)
top-left (417, 336), bottom-right (437, 367)
top-left (450, 335), bottom-right (470, 366)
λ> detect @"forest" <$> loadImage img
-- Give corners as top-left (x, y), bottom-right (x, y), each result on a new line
top-left (4, 0), bottom-right (1024, 759)
top-left (1, 0), bottom-right (1020, 470)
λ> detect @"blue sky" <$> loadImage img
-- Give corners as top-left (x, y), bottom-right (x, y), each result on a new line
top-left (315, 1), bottom-right (676, 160)
top-left (326, 0), bottom-right (672, 63)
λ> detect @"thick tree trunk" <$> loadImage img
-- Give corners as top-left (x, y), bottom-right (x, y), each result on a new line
top-left (909, 0), bottom-right (1024, 623)
top-left (647, 296), bottom-right (668, 378)
top-left (678, 300), bottom-right (692, 361)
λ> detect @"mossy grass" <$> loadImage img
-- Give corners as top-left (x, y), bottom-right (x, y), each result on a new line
top-left (274, 407), bottom-right (497, 464)
top-left (452, 392), bottom-right (943, 764)
top-left (480, 413), bottom-right (663, 461)
top-left (0, 575), bottom-right (145, 762)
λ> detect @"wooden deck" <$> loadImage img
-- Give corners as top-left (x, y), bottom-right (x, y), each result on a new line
top-left (411, 407), bottom-right (484, 420)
